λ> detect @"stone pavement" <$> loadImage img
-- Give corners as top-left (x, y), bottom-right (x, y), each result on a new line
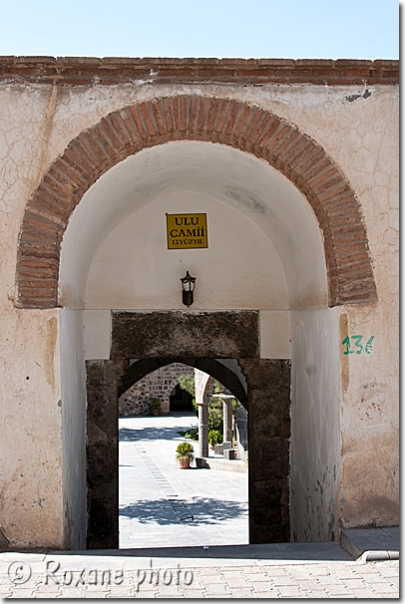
top-left (0, 550), bottom-right (399, 598)
top-left (119, 412), bottom-right (249, 548)
top-left (0, 413), bottom-right (399, 598)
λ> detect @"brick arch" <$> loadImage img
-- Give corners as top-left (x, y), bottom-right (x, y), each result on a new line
top-left (16, 95), bottom-right (377, 308)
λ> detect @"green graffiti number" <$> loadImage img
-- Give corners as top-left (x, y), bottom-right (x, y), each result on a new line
top-left (341, 336), bottom-right (353, 355)
top-left (341, 335), bottom-right (374, 355)
top-left (352, 335), bottom-right (363, 354)
top-left (365, 336), bottom-right (374, 354)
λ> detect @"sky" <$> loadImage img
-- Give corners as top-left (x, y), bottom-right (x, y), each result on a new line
top-left (0, 0), bottom-right (399, 59)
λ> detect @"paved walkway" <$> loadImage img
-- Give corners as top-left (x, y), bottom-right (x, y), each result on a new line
top-left (0, 551), bottom-right (399, 598)
top-left (0, 412), bottom-right (399, 598)
top-left (119, 412), bottom-right (249, 549)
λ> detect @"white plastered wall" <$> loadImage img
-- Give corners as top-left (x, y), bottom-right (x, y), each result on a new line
top-left (0, 79), bottom-right (398, 548)
top-left (290, 309), bottom-right (340, 541)
top-left (59, 309), bottom-right (87, 549)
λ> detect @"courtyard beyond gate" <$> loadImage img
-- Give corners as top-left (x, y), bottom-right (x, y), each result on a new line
top-left (119, 412), bottom-right (249, 549)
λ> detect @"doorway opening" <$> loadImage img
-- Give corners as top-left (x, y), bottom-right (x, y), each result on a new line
top-left (169, 384), bottom-right (194, 413)
top-left (117, 361), bottom-right (249, 550)
top-left (86, 310), bottom-right (291, 550)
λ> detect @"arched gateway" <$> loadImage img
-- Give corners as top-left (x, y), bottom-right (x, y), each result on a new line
top-left (16, 95), bottom-right (376, 308)
top-left (1, 59), bottom-right (397, 553)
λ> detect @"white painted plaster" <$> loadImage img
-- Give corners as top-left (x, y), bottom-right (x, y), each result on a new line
top-left (60, 142), bottom-right (327, 311)
top-left (83, 310), bottom-right (111, 361)
top-left (260, 310), bottom-right (291, 359)
top-left (59, 309), bottom-right (87, 549)
top-left (290, 308), bottom-right (340, 542)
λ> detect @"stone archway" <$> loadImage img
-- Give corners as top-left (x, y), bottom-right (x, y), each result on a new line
top-left (16, 95), bottom-right (376, 309)
top-left (85, 310), bottom-right (290, 549)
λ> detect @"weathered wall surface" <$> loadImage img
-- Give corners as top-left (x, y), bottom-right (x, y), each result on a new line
top-left (290, 309), bottom-right (340, 542)
top-left (0, 309), bottom-right (63, 549)
top-left (0, 59), bottom-right (398, 547)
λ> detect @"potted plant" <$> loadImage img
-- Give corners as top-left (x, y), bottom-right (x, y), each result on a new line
top-left (208, 429), bottom-right (223, 450)
top-left (176, 442), bottom-right (194, 469)
top-left (150, 397), bottom-right (161, 416)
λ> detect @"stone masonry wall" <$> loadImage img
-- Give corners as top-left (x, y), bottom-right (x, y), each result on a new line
top-left (119, 362), bottom-right (193, 416)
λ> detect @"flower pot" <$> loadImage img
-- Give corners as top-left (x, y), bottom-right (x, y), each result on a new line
top-left (152, 410), bottom-right (160, 416)
top-left (178, 457), bottom-right (191, 469)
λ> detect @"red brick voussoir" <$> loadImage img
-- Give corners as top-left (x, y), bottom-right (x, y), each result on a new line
top-left (16, 95), bottom-right (377, 308)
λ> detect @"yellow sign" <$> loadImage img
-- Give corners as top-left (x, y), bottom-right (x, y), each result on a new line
top-left (166, 213), bottom-right (208, 249)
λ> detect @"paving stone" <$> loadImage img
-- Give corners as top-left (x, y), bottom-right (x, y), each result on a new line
top-left (203, 583), bottom-right (231, 595)
top-left (295, 579), bottom-right (322, 590)
top-left (325, 584), bottom-right (354, 596)
top-left (222, 576), bottom-right (252, 588)
top-left (272, 575), bottom-right (300, 586)
top-left (342, 578), bottom-right (367, 589)
top-left (6, 586), bottom-right (39, 598)
top-left (277, 585), bottom-right (303, 596)
top-left (306, 590), bottom-right (332, 598)
top-left (356, 572), bottom-right (388, 583)
top-left (249, 580), bottom-right (275, 592)
top-left (220, 569), bottom-right (249, 578)
top-left (198, 572), bottom-right (225, 583)
top-left (227, 586), bottom-right (255, 597)
top-left (183, 589), bottom-right (207, 598)
top-left (333, 569), bottom-right (363, 579)
top-left (350, 588), bottom-right (381, 598)
top-left (317, 574), bottom-right (346, 585)
top-left (370, 582), bottom-right (398, 593)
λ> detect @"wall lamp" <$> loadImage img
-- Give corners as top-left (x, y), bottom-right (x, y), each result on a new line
top-left (180, 271), bottom-right (196, 306)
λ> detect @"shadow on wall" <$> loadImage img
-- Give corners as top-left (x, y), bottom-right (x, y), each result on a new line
top-left (119, 497), bottom-right (248, 525)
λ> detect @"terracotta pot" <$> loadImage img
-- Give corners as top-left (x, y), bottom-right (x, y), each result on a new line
top-left (152, 410), bottom-right (160, 416)
top-left (178, 457), bottom-right (191, 469)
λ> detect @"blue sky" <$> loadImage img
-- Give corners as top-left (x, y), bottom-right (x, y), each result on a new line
top-left (0, 0), bottom-right (399, 59)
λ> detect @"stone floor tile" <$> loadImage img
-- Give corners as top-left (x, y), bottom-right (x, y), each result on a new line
top-left (325, 585), bottom-right (354, 596)
top-left (306, 590), bottom-right (332, 598)
top-left (316, 574), bottom-right (345, 585)
top-left (227, 586), bottom-right (255, 597)
top-left (277, 585), bottom-right (303, 596)
top-left (350, 587), bottom-right (379, 597)
top-left (370, 582), bottom-right (398, 593)
top-left (341, 577), bottom-right (367, 589)
top-left (272, 575), bottom-right (300, 586)
top-left (379, 568), bottom-right (400, 578)
top-left (249, 580), bottom-right (275, 592)
top-left (183, 589), bottom-right (207, 598)
top-left (203, 583), bottom-right (231, 595)
top-left (5, 586), bottom-right (39, 598)
top-left (198, 572), bottom-right (225, 583)
top-left (220, 568), bottom-right (249, 578)
top-left (78, 591), bottom-right (112, 598)
top-left (222, 576), bottom-right (252, 588)
top-left (295, 579), bottom-right (322, 590)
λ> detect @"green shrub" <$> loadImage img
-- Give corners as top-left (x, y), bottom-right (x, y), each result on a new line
top-left (177, 426), bottom-right (199, 440)
top-left (149, 398), bottom-right (161, 411)
top-left (176, 442), bottom-right (194, 460)
top-left (208, 429), bottom-right (223, 446)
